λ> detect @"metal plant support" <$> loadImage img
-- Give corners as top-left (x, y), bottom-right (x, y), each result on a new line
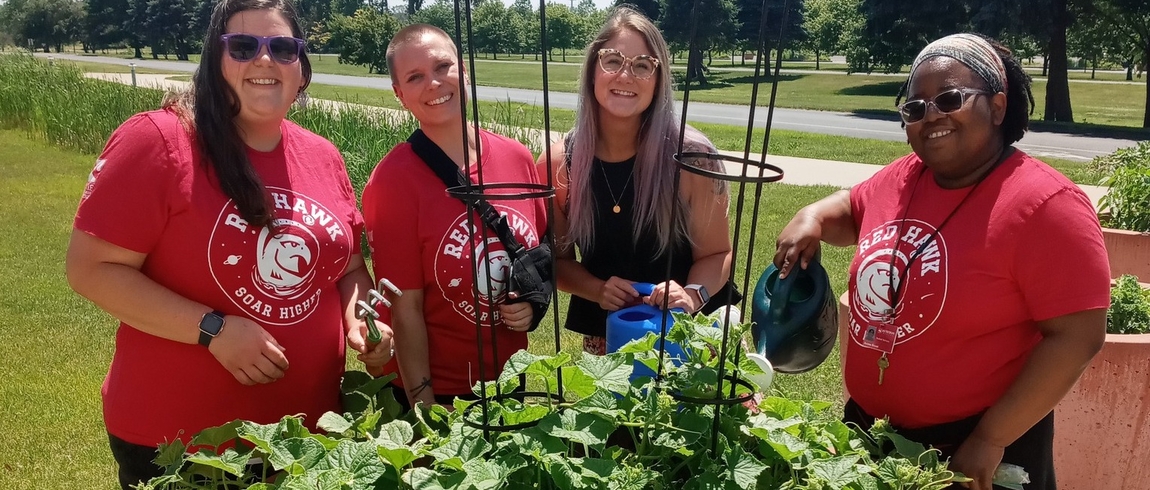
top-left (440, 0), bottom-right (793, 451)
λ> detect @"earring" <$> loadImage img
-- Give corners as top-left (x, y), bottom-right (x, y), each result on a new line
top-left (295, 90), bottom-right (309, 109)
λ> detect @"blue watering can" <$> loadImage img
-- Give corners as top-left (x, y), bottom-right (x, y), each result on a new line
top-left (605, 283), bottom-right (688, 382)
top-left (749, 256), bottom-right (838, 374)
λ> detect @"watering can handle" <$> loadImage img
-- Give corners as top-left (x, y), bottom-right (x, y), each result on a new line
top-left (633, 282), bottom-right (656, 297)
top-left (769, 271), bottom-right (797, 322)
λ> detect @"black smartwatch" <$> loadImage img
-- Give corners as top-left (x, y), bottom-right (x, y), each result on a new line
top-left (198, 310), bottom-right (226, 347)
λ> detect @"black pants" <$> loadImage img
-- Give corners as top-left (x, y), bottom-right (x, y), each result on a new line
top-left (108, 433), bottom-right (165, 490)
top-left (844, 399), bottom-right (1056, 490)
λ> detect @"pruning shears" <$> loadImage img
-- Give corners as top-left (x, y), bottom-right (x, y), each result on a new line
top-left (355, 278), bottom-right (402, 377)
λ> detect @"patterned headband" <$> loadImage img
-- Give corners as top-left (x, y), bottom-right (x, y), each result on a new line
top-left (908, 33), bottom-right (1008, 94)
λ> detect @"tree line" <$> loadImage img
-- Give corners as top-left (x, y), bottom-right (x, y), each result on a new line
top-left (1, 0), bottom-right (1147, 127)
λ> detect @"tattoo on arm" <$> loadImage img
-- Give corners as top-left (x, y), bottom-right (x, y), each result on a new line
top-left (408, 377), bottom-right (433, 398)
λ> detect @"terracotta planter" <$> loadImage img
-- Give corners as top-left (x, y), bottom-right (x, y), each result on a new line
top-left (1102, 227), bottom-right (1150, 282)
top-left (1054, 333), bottom-right (1150, 489)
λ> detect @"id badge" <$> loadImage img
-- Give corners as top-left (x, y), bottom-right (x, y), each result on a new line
top-left (861, 324), bottom-right (897, 354)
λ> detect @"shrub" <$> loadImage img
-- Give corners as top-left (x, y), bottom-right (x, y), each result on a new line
top-left (1107, 274), bottom-right (1150, 335)
top-left (1094, 142), bottom-right (1150, 232)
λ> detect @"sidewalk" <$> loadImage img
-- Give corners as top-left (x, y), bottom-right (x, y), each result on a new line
top-left (84, 72), bottom-right (1108, 209)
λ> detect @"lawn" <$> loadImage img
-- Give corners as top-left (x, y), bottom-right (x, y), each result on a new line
top-left (304, 82), bottom-right (1102, 185)
top-left (0, 128), bottom-right (850, 489)
top-left (65, 51), bottom-right (1150, 131)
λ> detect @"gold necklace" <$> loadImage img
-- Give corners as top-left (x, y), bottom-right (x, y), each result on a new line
top-left (600, 162), bottom-right (634, 214)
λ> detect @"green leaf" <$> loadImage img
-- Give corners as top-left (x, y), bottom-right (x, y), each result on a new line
top-left (317, 411), bottom-right (355, 435)
top-left (576, 353), bottom-right (634, 394)
top-left (763, 429), bottom-right (810, 462)
top-left (428, 425), bottom-right (489, 466)
top-left (560, 365), bottom-right (599, 398)
top-left (268, 437), bottom-right (328, 474)
top-left (353, 409), bottom-right (384, 437)
top-left (376, 420), bottom-right (420, 469)
top-left (498, 349), bottom-right (550, 383)
top-left (571, 388), bottom-right (622, 420)
top-left (502, 403), bottom-right (552, 426)
top-left (807, 455), bottom-right (862, 489)
top-left (378, 420), bottom-right (414, 446)
top-left (325, 440), bottom-right (386, 490)
top-left (377, 444), bottom-right (420, 471)
top-left (460, 457), bottom-right (514, 490)
top-left (510, 426), bottom-right (568, 456)
top-left (238, 420), bottom-right (281, 455)
top-left (724, 442), bottom-right (767, 488)
top-left (152, 439), bottom-right (187, 473)
top-left (401, 467), bottom-right (444, 490)
top-left (762, 396), bottom-right (803, 419)
top-left (190, 420), bottom-right (241, 449)
top-left (538, 409), bottom-right (614, 447)
top-left (186, 447), bottom-right (249, 477)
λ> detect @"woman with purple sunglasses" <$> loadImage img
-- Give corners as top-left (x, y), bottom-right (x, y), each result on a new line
top-left (65, 0), bottom-right (391, 487)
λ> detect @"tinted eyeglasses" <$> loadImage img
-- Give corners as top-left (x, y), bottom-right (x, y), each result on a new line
top-left (898, 88), bottom-right (993, 124)
top-left (220, 34), bottom-right (306, 65)
top-left (597, 48), bottom-right (660, 80)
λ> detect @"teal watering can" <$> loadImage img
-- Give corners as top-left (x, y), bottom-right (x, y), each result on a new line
top-left (749, 256), bottom-right (838, 374)
top-left (605, 283), bottom-right (687, 382)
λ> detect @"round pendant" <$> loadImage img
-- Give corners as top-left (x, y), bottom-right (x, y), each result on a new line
top-left (613, 205), bottom-right (621, 214)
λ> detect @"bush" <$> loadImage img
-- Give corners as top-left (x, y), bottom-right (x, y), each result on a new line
top-left (1094, 142), bottom-right (1150, 232)
top-left (1108, 275), bottom-right (1150, 335)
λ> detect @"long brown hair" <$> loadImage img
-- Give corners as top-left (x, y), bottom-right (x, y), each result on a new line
top-left (164, 0), bottom-right (313, 228)
top-left (566, 6), bottom-right (722, 255)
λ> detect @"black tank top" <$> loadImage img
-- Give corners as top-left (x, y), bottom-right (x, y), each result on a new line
top-left (564, 155), bottom-right (692, 337)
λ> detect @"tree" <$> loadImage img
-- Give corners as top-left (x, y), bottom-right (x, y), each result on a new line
top-left (544, 3), bottom-right (578, 62)
top-left (802, 0), bottom-right (851, 69)
top-left (144, 0), bottom-right (203, 61)
top-left (406, 0), bottom-right (423, 16)
top-left (84, 0), bottom-right (131, 50)
top-left (295, 0), bottom-right (333, 36)
top-left (662, 0), bottom-right (739, 84)
top-left (471, 1), bottom-right (512, 57)
top-left (411, 0), bottom-right (457, 41)
top-left (1094, 0), bottom-right (1150, 127)
top-left (10, 0), bottom-right (85, 52)
top-left (734, 0), bottom-right (804, 66)
top-left (332, 0), bottom-right (365, 17)
top-left (328, 8), bottom-right (401, 73)
top-left (1044, 0), bottom-right (1073, 122)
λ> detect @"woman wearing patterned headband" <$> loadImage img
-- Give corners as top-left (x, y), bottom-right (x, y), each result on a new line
top-left (774, 33), bottom-right (1108, 489)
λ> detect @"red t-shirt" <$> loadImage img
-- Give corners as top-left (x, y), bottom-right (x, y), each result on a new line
top-left (75, 109), bottom-right (363, 446)
top-left (362, 130), bottom-right (545, 395)
top-left (845, 150), bottom-right (1110, 428)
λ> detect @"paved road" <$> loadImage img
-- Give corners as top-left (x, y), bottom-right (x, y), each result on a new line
top-left (45, 53), bottom-right (1143, 161)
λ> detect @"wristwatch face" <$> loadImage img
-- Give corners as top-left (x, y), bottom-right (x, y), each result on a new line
top-left (688, 284), bottom-right (710, 303)
top-left (200, 312), bottom-right (224, 336)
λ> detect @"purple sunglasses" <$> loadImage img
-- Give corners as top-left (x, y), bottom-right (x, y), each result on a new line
top-left (220, 34), bottom-right (306, 65)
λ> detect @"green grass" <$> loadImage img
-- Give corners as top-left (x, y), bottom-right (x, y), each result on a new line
top-left (57, 60), bottom-right (178, 75)
top-left (0, 130), bottom-right (120, 490)
top-left (305, 82), bottom-right (1103, 185)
